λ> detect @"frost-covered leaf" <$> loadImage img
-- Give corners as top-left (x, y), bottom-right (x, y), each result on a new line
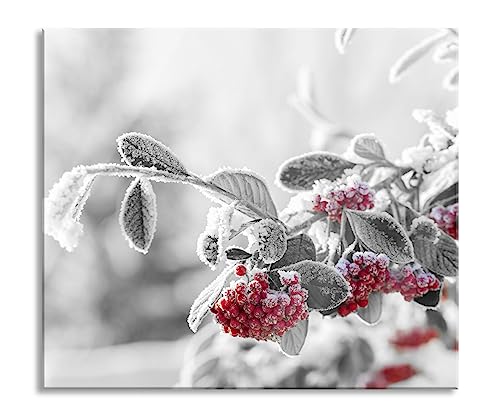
top-left (276, 152), bottom-right (355, 192)
top-left (389, 30), bottom-right (450, 83)
top-left (335, 28), bottom-right (356, 54)
top-left (270, 234), bottom-right (316, 270)
top-left (420, 160), bottom-right (458, 207)
top-left (225, 247), bottom-right (252, 261)
top-left (414, 288), bottom-right (441, 308)
top-left (187, 266), bottom-right (233, 333)
top-left (283, 260), bottom-right (350, 310)
top-left (356, 292), bottom-right (383, 325)
top-left (278, 319), bottom-right (308, 356)
top-left (256, 219), bottom-right (287, 264)
top-left (345, 209), bottom-right (414, 264)
top-left (351, 134), bottom-right (386, 161)
top-left (117, 132), bottom-right (189, 178)
top-left (411, 231), bottom-right (458, 277)
top-left (119, 178), bottom-right (157, 254)
top-left (202, 168), bottom-right (278, 219)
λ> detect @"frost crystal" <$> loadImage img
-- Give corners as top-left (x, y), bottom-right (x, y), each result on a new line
top-left (44, 166), bottom-right (91, 252)
top-left (255, 219), bottom-right (287, 264)
top-left (196, 204), bottom-right (235, 269)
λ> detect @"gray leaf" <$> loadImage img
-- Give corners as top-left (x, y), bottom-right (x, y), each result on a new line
top-left (203, 168), bottom-right (278, 219)
top-left (345, 209), bottom-right (414, 264)
top-left (119, 178), bottom-right (157, 254)
top-left (283, 260), bottom-right (350, 310)
top-left (276, 152), bottom-right (355, 192)
top-left (412, 231), bottom-right (458, 277)
top-left (279, 319), bottom-right (308, 356)
top-left (356, 292), bottom-right (383, 325)
top-left (117, 132), bottom-right (189, 178)
top-left (271, 234), bottom-right (316, 270)
top-left (352, 134), bottom-right (386, 161)
top-left (187, 265), bottom-right (233, 333)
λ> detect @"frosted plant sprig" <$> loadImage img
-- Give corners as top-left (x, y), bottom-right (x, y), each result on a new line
top-left (46, 31), bottom-right (458, 357)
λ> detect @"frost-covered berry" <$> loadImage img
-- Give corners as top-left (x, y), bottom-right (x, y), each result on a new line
top-left (312, 174), bottom-right (375, 222)
top-left (334, 251), bottom-right (391, 317)
top-left (429, 203), bottom-right (458, 240)
top-left (382, 263), bottom-right (440, 302)
top-left (235, 264), bottom-right (247, 277)
top-left (211, 270), bottom-right (309, 341)
top-left (390, 327), bottom-right (439, 350)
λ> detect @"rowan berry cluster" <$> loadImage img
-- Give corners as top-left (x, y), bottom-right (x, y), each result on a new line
top-left (382, 264), bottom-right (441, 301)
top-left (335, 252), bottom-right (391, 317)
top-left (210, 267), bottom-right (309, 341)
top-left (312, 174), bottom-right (375, 222)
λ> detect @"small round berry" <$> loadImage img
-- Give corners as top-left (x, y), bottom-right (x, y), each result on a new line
top-left (235, 264), bottom-right (247, 276)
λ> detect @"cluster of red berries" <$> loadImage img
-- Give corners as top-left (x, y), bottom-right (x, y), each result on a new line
top-left (312, 176), bottom-right (375, 222)
top-left (390, 327), bottom-right (439, 350)
top-left (365, 364), bottom-right (417, 388)
top-left (381, 264), bottom-right (441, 301)
top-left (210, 266), bottom-right (309, 341)
top-left (335, 252), bottom-right (391, 317)
top-left (429, 203), bottom-right (458, 239)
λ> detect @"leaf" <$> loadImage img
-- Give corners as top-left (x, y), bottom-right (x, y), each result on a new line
top-left (414, 288), bottom-right (441, 308)
top-left (356, 292), bottom-right (383, 325)
top-left (256, 219), bottom-right (287, 264)
top-left (412, 231), bottom-right (458, 277)
top-left (119, 178), bottom-right (157, 254)
top-left (202, 168), bottom-right (278, 219)
top-left (335, 28), bottom-right (356, 54)
top-left (345, 209), bottom-right (414, 264)
top-left (282, 260), bottom-right (350, 310)
top-left (279, 319), bottom-right (308, 356)
top-left (270, 234), bottom-right (316, 270)
top-left (276, 152), bottom-right (355, 192)
top-left (425, 182), bottom-right (458, 211)
top-left (389, 30), bottom-right (450, 83)
top-left (351, 134), bottom-right (386, 161)
top-left (117, 132), bottom-right (189, 178)
top-left (187, 265), bottom-right (233, 333)
top-left (426, 309), bottom-right (448, 334)
top-left (225, 247), bottom-right (252, 261)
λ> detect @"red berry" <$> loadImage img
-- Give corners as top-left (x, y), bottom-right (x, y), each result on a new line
top-left (235, 264), bottom-right (247, 276)
top-left (211, 270), bottom-right (309, 341)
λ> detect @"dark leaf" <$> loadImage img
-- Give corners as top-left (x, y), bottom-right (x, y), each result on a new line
top-left (412, 231), bottom-right (458, 277)
top-left (276, 152), bottom-right (355, 192)
top-left (282, 260), bottom-right (350, 310)
top-left (117, 132), bottom-right (189, 178)
top-left (271, 234), bottom-right (316, 270)
top-left (225, 247), bottom-right (252, 261)
top-left (119, 178), bottom-right (157, 254)
top-left (345, 209), bottom-right (414, 264)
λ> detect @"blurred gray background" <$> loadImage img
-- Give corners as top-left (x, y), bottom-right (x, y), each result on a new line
top-left (44, 29), bottom-right (457, 386)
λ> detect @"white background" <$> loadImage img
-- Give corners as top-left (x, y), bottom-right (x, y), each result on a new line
top-left (0, 0), bottom-right (497, 415)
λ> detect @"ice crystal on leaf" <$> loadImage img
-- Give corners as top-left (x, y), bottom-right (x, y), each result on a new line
top-left (44, 166), bottom-right (92, 252)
